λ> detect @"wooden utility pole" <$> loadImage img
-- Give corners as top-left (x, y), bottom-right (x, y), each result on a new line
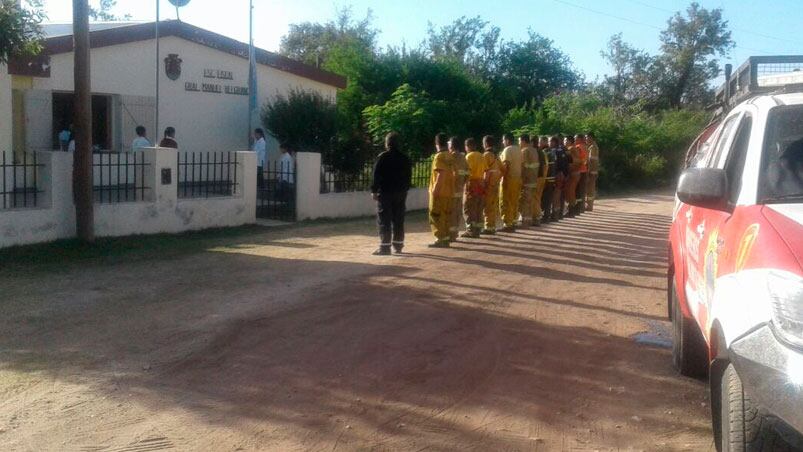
top-left (73, 0), bottom-right (94, 242)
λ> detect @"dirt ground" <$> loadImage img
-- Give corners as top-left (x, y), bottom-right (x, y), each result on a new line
top-left (0, 192), bottom-right (714, 451)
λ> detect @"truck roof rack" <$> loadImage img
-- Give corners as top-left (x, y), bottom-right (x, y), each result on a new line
top-left (714, 55), bottom-right (803, 112)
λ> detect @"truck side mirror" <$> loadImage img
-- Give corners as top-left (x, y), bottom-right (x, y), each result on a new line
top-left (677, 167), bottom-right (729, 211)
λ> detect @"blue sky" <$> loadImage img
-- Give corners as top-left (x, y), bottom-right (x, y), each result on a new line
top-left (42, 0), bottom-right (803, 85)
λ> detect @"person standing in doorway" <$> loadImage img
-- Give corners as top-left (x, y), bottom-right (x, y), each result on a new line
top-left (449, 136), bottom-right (468, 242)
top-left (58, 124), bottom-right (72, 152)
top-left (252, 128), bottom-right (267, 190)
top-left (370, 132), bottom-right (413, 255)
top-left (585, 133), bottom-right (600, 211)
top-left (481, 135), bottom-right (502, 235)
top-left (428, 133), bottom-right (455, 248)
top-left (132, 126), bottom-right (151, 151)
top-left (159, 127), bottom-right (178, 149)
top-left (499, 133), bottom-right (522, 232)
top-left (461, 137), bottom-right (486, 238)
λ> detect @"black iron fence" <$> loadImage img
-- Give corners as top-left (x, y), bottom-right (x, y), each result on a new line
top-left (257, 158), bottom-right (296, 222)
top-left (1, 152), bottom-right (44, 210)
top-left (93, 152), bottom-right (151, 204)
top-left (177, 151), bottom-right (239, 199)
top-left (321, 153), bottom-right (432, 194)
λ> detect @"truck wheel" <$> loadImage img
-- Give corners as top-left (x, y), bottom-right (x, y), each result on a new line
top-left (719, 364), bottom-right (795, 452)
top-left (671, 280), bottom-right (708, 378)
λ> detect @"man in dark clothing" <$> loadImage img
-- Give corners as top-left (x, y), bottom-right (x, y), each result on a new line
top-left (550, 136), bottom-right (572, 221)
top-left (158, 127), bottom-right (178, 149)
top-left (371, 132), bottom-right (413, 255)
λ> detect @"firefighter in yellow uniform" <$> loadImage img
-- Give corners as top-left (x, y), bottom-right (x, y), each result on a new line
top-left (533, 136), bottom-right (550, 226)
top-left (462, 138), bottom-right (486, 238)
top-left (449, 136), bottom-right (469, 242)
top-left (585, 133), bottom-right (600, 211)
top-left (481, 135), bottom-right (502, 235)
top-left (428, 133), bottom-right (455, 248)
top-left (499, 133), bottom-right (522, 232)
top-left (518, 134), bottom-right (539, 227)
top-left (564, 135), bottom-right (582, 218)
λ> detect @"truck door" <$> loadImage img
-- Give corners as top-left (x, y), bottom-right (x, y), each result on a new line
top-left (684, 112), bottom-right (743, 330)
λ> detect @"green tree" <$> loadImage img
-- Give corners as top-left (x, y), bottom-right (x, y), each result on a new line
top-left (655, 2), bottom-right (733, 108)
top-left (363, 84), bottom-right (444, 159)
top-left (280, 7), bottom-right (377, 68)
top-left (600, 33), bottom-right (655, 107)
top-left (0, 0), bottom-right (45, 65)
top-left (491, 31), bottom-right (581, 108)
top-left (261, 89), bottom-right (337, 154)
top-left (88, 0), bottom-right (131, 21)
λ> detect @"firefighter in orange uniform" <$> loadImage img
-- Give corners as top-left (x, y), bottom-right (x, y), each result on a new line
top-left (481, 135), bottom-right (503, 235)
top-left (462, 138), bottom-right (486, 238)
top-left (519, 134), bottom-right (539, 227)
top-left (533, 136), bottom-right (549, 226)
top-left (563, 135), bottom-right (581, 218)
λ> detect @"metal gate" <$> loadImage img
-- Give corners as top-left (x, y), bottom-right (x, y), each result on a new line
top-left (256, 159), bottom-right (296, 222)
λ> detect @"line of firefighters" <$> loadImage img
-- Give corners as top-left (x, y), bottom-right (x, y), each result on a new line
top-left (428, 132), bottom-right (600, 247)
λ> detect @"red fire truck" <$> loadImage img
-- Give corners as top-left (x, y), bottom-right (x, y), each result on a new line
top-left (669, 56), bottom-right (803, 451)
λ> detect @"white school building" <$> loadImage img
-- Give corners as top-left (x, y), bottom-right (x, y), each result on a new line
top-left (0, 20), bottom-right (345, 160)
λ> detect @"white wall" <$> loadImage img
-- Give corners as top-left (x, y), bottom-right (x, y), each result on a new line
top-left (0, 66), bottom-right (11, 158)
top-left (31, 36), bottom-right (339, 156)
top-left (0, 152), bottom-right (76, 246)
top-left (294, 152), bottom-right (429, 221)
top-left (0, 148), bottom-right (257, 248)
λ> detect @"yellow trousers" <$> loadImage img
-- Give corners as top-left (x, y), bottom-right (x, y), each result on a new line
top-left (464, 181), bottom-right (485, 232)
top-left (519, 184), bottom-right (536, 223)
top-left (586, 173), bottom-right (598, 210)
top-left (533, 177), bottom-right (546, 222)
top-left (500, 178), bottom-right (522, 227)
top-left (449, 195), bottom-right (463, 240)
top-left (566, 172), bottom-right (581, 208)
top-left (429, 196), bottom-right (452, 241)
top-left (483, 185), bottom-right (500, 230)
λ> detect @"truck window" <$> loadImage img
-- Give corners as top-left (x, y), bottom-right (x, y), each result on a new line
top-left (708, 114), bottom-right (740, 168)
top-left (724, 115), bottom-right (752, 206)
top-left (759, 105), bottom-right (803, 204)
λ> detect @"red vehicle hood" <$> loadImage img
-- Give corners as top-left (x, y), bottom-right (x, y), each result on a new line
top-left (762, 204), bottom-right (803, 269)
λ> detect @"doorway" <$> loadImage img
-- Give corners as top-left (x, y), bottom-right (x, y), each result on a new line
top-left (52, 92), bottom-right (112, 151)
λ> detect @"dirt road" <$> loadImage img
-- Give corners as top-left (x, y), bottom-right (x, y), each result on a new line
top-left (0, 192), bottom-right (713, 451)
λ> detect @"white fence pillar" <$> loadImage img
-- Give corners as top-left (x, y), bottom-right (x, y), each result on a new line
top-left (237, 150), bottom-right (257, 222)
top-left (295, 152), bottom-right (321, 221)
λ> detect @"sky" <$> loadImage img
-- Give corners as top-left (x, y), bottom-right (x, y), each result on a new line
top-left (41, 0), bottom-right (803, 86)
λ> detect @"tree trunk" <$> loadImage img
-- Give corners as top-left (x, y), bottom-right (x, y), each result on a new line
top-left (73, 0), bottom-right (94, 242)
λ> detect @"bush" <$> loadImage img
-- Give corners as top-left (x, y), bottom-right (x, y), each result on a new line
top-left (262, 89), bottom-right (337, 153)
top-left (520, 91), bottom-right (708, 190)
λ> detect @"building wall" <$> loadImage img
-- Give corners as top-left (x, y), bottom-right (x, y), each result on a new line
top-left (28, 36), bottom-right (338, 156)
top-left (0, 66), bottom-right (11, 158)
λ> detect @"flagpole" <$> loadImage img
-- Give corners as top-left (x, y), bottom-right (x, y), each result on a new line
top-left (155, 0), bottom-right (160, 140)
top-left (248, 0), bottom-right (254, 145)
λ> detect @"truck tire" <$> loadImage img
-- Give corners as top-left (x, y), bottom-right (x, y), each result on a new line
top-left (719, 364), bottom-right (796, 452)
top-left (671, 280), bottom-right (708, 378)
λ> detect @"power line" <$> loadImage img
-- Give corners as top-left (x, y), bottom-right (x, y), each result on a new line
top-left (551, 0), bottom-right (775, 55)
